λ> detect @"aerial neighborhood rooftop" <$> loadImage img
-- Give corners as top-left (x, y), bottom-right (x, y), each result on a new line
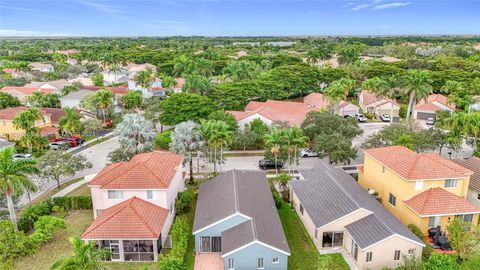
top-left (1, 12), bottom-right (480, 270)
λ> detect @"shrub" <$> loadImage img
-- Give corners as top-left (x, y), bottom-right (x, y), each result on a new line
top-left (51, 196), bottom-right (93, 210)
top-left (0, 220), bottom-right (37, 269)
top-left (175, 191), bottom-right (193, 214)
top-left (18, 201), bottom-right (54, 232)
top-left (272, 190), bottom-right (283, 209)
top-left (159, 217), bottom-right (189, 269)
top-left (424, 253), bottom-right (458, 270)
top-left (407, 223), bottom-right (432, 257)
top-left (399, 105), bottom-right (408, 119)
top-left (155, 130), bottom-right (173, 150)
top-left (364, 112), bottom-right (375, 119)
top-left (29, 216), bottom-right (66, 244)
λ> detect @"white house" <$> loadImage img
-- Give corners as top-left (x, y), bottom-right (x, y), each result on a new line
top-left (414, 94), bottom-right (455, 120)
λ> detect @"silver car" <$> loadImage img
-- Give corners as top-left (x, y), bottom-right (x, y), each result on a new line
top-left (13, 153), bottom-right (33, 161)
top-left (48, 141), bottom-right (70, 150)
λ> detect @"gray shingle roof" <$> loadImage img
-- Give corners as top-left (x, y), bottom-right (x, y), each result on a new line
top-left (60, 89), bottom-right (93, 100)
top-left (453, 157), bottom-right (480, 192)
top-left (0, 140), bottom-right (15, 149)
top-left (291, 163), bottom-right (424, 249)
top-left (194, 170), bottom-right (290, 255)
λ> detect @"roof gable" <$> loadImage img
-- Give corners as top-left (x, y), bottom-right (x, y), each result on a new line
top-left (453, 157), bottom-right (480, 192)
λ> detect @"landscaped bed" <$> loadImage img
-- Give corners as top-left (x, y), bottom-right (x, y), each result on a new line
top-left (277, 201), bottom-right (349, 270)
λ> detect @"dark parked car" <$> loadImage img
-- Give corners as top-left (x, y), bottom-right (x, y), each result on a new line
top-left (258, 159), bottom-right (283, 170)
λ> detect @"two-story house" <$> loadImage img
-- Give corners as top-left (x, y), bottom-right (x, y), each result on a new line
top-left (0, 107), bottom-right (63, 140)
top-left (453, 157), bottom-right (480, 208)
top-left (358, 146), bottom-right (480, 234)
top-left (82, 151), bottom-right (185, 262)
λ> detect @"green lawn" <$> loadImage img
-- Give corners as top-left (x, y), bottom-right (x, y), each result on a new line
top-left (14, 210), bottom-right (94, 270)
top-left (277, 202), bottom-right (349, 270)
top-left (67, 183), bottom-right (91, 196)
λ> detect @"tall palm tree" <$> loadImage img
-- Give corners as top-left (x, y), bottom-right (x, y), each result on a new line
top-left (306, 49), bottom-right (320, 65)
top-left (51, 236), bottom-right (111, 270)
top-left (201, 120), bottom-right (233, 173)
top-left (403, 70), bottom-right (433, 129)
top-left (59, 107), bottom-right (82, 135)
top-left (95, 89), bottom-right (114, 122)
top-left (284, 128), bottom-right (308, 174)
top-left (134, 68), bottom-right (155, 90)
top-left (383, 75), bottom-right (403, 123)
top-left (324, 78), bottom-right (355, 114)
top-left (13, 107), bottom-right (42, 153)
top-left (193, 58), bottom-right (213, 77)
top-left (161, 76), bottom-right (177, 89)
top-left (465, 112), bottom-right (480, 146)
top-left (0, 147), bottom-right (38, 230)
top-left (173, 55), bottom-right (192, 77)
top-left (264, 128), bottom-right (286, 176)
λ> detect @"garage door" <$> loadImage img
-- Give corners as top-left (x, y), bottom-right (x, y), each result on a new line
top-left (417, 112), bottom-right (435, 120)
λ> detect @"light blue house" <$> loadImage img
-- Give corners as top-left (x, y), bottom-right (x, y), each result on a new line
top-left (193, 170), bottom-right (290, 270)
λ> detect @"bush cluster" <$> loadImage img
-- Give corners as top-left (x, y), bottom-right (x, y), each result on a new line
top-left (175, 191), bottom-right (193, 214)
top-left (159, 217), bottom-right (190, 269)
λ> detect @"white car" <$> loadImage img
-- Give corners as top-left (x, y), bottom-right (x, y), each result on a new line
top-left (356, 114), bottom-right (367, 122)
top-left (13, 153), bottom-right (32, 160)
top-left (380, 114), bottom-right (390, 122)
top-left (300, 148), bottom-right (319, 158)
top-left (426, 117), bottom-right (435, 125)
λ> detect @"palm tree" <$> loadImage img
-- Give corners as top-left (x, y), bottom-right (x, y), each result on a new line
top-left (284, 127), bottom-right (309, 173)
top-left (306, 49), bottom-right (320, 65)
top-left (51, 236), bottom-right (111, 270)
top-left (134, 68), bottom-right (155, 90)
top-left (383, 75), bottom-right (403, 123)
top-left (324, 78), bottom-right (355, 114)
top-left (465, 112), bottom-right (480, 146)
top-left (59, 107), bottom-right (82, 135)
top-left (161, 76), bottom-right (177, 89)
top-left (13, 107), bottom-right (42, 153)
top-left (403, 70), bottom-right (433, 129)
top-left (264, 128), bottom-right (286, 176)
top-left (173, 55), bottom-right (192, 77)
top-left (193, 58), bottom-right (213, 77)
top-left (95, 89), bottom-right (114, 122)
top-left (0, 147), bottom-right (38, 230)
top-left (201, 120), bottom-right (233, 173)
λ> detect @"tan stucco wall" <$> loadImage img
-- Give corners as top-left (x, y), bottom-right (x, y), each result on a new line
top-left (0, 115), bottom-right (52, 139)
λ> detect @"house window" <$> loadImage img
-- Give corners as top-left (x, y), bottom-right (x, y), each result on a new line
top-left (415, 181), bottom-right (423, 190)
top-left (408, 248), bottom-right (416, 257)
top-left (272, 257), bottom-right (279, 264)
top-left (428, 216), bottom-right (441, 228)
top-left (299, 204), bottom-right (304, 215)
top-left (366, 252), bottom-right (373, 262)
top-left (382, 166), bottom-right (385, 174)
top-left (445, 179), bottom-right (458, 188)
top-left (477, 193), bottom-right (480, 200)
top-left (147, 190), bottom-right (155, 199)
top-left (169, 202), bottom-right (174, 215)
top-left (227, 258), bottom-right (234, 269)
top-left (455, 214), bottom-right (473, 223)
top-left (96, 209), bottom-right (103, 216)
top-left (394, 250), bottom-right (401, 261)
top-left (315, 229), bottom-right (318, 239)
top-left (388, 193), bottom-right (396, 207)
top-left (107, 190), bottom-right (123, 199)
top-left (322, 232), bottom-right (344, 247)
top-left (257, 258), bottom-right (264, 269)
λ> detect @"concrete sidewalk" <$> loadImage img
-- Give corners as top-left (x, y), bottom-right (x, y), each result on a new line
top-left (52, 174), bottom-right (97, 198)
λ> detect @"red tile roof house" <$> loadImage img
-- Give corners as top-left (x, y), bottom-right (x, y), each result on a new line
top-left (0, 86), bottom-right (59, 104)
top-left (413, 94), bottom-right (455, 120)
top-left (228, 93), bottom-right (360, 128)
top-left (358, 90), bottom-right (400, 119)
top-left (82, 151), bottom-right (185, 262)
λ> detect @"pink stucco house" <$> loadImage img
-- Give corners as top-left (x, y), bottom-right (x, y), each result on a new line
top-left (82, 151), bottom-right (185, 262)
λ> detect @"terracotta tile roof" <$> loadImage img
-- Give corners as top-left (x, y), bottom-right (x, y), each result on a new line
top-left (41, 108), bottom-right (65, 124)
top-left (403, 187), bottom-right (480, 216)
top-left (415, 94), bottom-right (456, 111)
top-left (360, 90), bottom-right (397, 107)
top-left (453, 157), bottom-right (480, 193)
top-left (82, 197), bottom-right (168, 239)
top-left (303, 93), bottom-right (330, 109)
top-left (40, 126), bottom-right (59, 135)
top-left (0, 107), bottom-right (27, 120)
top-left (174, 78), bottom-right (185, 89)
top-left (81, 86), bottom-right (128, 95)
top-left (232, 100), bottom-right (316, 126)
top-left (89, 151), bottom-right (183, 189)
top-left (1, 86), bottom-right (57, 95)
top-left (364, 146), bottom-right (473, 180)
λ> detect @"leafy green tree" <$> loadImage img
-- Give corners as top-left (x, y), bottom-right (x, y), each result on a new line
top-left (403, 70), bottom-right (433, 129)
top-left (121, 90), bottom-right (142, 110)
top-left (441, 80), bottom-right (473, 111)
top-left (95, 89), bottom-right (114, 122)
top-left (447, 217), bottom-right (479, 260)
top-left (51, 236), bottom-right (111, 270)
top-left (208, 110), bottom-right (238, 132)
top-left (0, 147), bottom-right (38, 230)
top-left (0, 92), bottom-right (21, 109)
top-left (337, 45), bottom-right (360, 65)
top-left (169, 121), bottom-right (205, 183)
top-left (161, 76), bottom-right (177, 89)
top-left (59, 107), bottom-right (82, 135)
top-left (423, 253), bottom-right (458, 270)
top-left (223, 60), bottom-right (261, 81)
top-left (134, 68), bottom-right (155, 90)
top-left (314, 132), bottom-right (358, 165)
top-left (155, 130), bottom-right (173, 150)
top-left (394, 134), bottom-right (415, 150)
top-left (264, 128), bottom-right (286, 175)
top-left (91, 73), bottom-right (104, 86)
top-left (38, 150), bottom-right (92, 189)
top-left (82, 118), bottom-right (103, 141)
top-left (0, 220), bottom-right (36, 269)
top-left (159, 93), bottom-right (219, 125)
top-left (324, 78), bottom-right (355, 113)
top-left (114, 114), bottom-right (156, 155)
top-left (27, 92), bottom-right (60, 108)
top-left (13, 107), bottom-right (43, 153)
top-left (62, 84), bottom-right (80, 96)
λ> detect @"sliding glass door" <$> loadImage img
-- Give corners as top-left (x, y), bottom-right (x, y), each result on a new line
top-left (200, 236), bottom-right (222, 253)
top-left (322, 232), bottom-right (344, 247)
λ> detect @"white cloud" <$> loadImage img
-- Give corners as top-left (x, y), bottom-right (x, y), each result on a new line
top-left (75, 1), bottom-right (123, 14)
top-left (0, 29), bottom-right (71, 37)
top-left (372, 2), bottom-right (411, 10)
top-left (350, 4), bottom-right (371, 11)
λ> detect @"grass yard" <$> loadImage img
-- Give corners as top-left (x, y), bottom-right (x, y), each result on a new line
top-left (67, 183), bottom-right (91, 197)
top-left (14, 210), bottom-right (93, 270)
top-left (21, 177), bottom-right (85, 210)
top-left (277, 202), bottom-right (349, 270)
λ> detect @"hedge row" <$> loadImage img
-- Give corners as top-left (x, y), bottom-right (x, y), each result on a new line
top-left (18, 196), bottom-right (92, 232)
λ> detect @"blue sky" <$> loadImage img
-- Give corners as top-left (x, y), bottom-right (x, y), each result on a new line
top-left (0, 0), bottom-right (479, 36)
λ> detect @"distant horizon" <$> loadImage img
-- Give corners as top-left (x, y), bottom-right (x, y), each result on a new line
top-left (1, 1), bottom-right (479, 37)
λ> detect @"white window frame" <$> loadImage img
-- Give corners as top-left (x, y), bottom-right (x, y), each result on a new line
top-left (388, 193), bottom-right (396, 207)
top-left (258, 257), bottom-right (264, 269)
top-left (147, 190), bottom-right (155, 199)
top-left (444, 179), bottom-right (458, 188)
top-left (272, 257), bottom-right (279, 264)
top-left (428, 216), bottom-right (441, 228)
top-left (227, 258), bottom-right (235, 270)
top-left (415, 181), bottom-right (423, 190)
top-left (366, 252), bottom-right (373, 262)
top-left (107, 190), bottom-right (124, 199)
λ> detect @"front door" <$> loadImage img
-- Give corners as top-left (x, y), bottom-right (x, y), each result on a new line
top-left (200, 236), bottom-right (211, 252)
top-left (211, 236), bottom-right (221, 252)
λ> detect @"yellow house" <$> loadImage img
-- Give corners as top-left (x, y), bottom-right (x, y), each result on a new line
top-left (0, 107), bottom-right (62, 140)
top-left (358, 146), bottom-right (480, 234)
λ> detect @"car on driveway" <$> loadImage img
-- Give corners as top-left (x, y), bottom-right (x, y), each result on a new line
top-left (259, 159), bottom-right (283, 170)
top-left (380, 114), bottom-right (391, 122)
top-left (426, 117), bottom-right (435, 125)
top-left (62, 137), bottom-right (84, 147)
top-left (13, 153), bottom-right (32, 160)
top-left (356, 114), bottom-right (367, 122)
top-left (48, 141), bottom-right (70, 150)
top-left (300, 148), bottom-right (319, 158)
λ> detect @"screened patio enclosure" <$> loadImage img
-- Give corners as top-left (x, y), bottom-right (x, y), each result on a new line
top-left (96, 237), bottom-right (162, 262)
